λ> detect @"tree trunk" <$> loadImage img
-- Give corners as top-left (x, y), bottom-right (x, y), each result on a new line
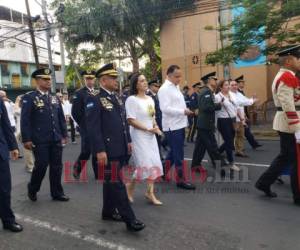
top-left (128, 42), bottom-right (140, 73)
top-left (131, 56), bottom-right (139, 73)
top-left (148, 49), bottom-right (160, 79)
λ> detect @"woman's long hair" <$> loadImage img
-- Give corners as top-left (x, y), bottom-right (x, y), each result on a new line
top-left (129, 72), bottom-right (142, 96)
top-left (216, 79), bottom-right (228, 94)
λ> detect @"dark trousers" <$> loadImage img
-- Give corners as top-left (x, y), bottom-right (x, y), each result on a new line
top-left (74, 133), bottom-right (98, 179)
top-left (0, 159), bottom-right (15, 224)
top-left (256, 132), bottom-right (300, 200)
top-left (244, 124), bottom-right (259, 148)
top-left (191, 128), bottom-right (221, 168)
top-left (29, 142), bottom-right (64, 198)
top-left (165, 128), bottom-right (185, 178)
top-left (187, 116), bottom-right (197, 141)
top-left (102, 157), bottom-right (135, 224)
top-left (217, 118), bottom-right (235, 163)
top-left (69, 118), bottom-right (76, 142)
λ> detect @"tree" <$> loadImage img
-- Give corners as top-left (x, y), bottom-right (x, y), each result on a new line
top-left (52, 0), bottom-right (196, 78)
top-left (205, 0), bottom-right (300, 66)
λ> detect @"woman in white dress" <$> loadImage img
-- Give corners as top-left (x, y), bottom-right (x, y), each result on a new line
top-left (125, 73), bottom-right (163, 205)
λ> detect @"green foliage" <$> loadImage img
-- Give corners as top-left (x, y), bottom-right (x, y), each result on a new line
top-left (205, 0), bottom-right (300, 65)
top-left (52, 0), bottom-right (196, 76)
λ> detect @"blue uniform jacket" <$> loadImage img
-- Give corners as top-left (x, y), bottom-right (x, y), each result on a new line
top-left (190, 92), bottom-right (199, 110)
top-left (85, 88), bottom-right (131, 159)
top-left (0, 99), bottom-right (18, 160)
top-left (71, 86), bottom-right (95, 134)
top-left (21, 91), bottom-right (67, 144)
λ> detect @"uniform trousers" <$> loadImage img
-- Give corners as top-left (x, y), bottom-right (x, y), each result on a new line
top-left (0, 158), bottom-right (15, 224)
top-left (256, 132), bottom-right (300, 200)
top-left (187, 116), bottom-right (197, 142)
top-left (244, 124), bottom-right (260, 148)
top-left (102, 157), bottom-right (135, 223)
top-left (28, 141), bottom-right (64, 198)
top-left (191, 128), bottom-right (222, 168)
top-left (74, 132), bottom-right (98, 179)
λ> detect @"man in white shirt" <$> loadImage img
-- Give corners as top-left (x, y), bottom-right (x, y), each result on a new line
top-left (229, 80), bottom-right (257, 157)
top-left (0, 91), bottom-right (16, 132)
top-left (61, 93), bottom-right (76, 143)
top-left (158, 65), bottom-right (195, 190)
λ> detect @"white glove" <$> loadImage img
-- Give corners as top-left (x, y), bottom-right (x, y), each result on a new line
top-left (295, 131), bottom-right (300, 144)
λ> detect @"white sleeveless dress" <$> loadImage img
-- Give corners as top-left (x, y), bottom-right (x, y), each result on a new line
top-left (125, 95), bottom-right (163, 180)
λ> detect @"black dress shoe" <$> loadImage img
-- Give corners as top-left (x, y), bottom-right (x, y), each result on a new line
top-left (253, 144), bottom-right (263, 149)
top-left (294, 199), bottom-right (300, 206)
top-left (177, 181), bottom-right (196, 190)
top-left (126, 219), bottom-right (145, 232)
top-left (3, 222), bottom-right (23, 233)
top-left (52, 195), bottom-right (70, 202)
top-left (255, 182), bottom-right (277, 198)
top-left (27, 184), bottom-right (37, 202)
top-left (102, 212), bottom-right (123, 222)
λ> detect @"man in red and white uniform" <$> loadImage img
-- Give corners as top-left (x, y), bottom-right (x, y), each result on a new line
top-left (256, 44), bottom-right (300, 205)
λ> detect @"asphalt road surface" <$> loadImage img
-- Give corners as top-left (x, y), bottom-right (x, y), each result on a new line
top-left (1, 138), bottom-right (299, 250)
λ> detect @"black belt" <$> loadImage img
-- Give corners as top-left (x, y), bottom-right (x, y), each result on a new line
top-left (276, 107), bottom-right (300, 111)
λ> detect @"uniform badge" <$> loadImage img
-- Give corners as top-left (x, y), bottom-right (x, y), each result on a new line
top-left (34, 96), bottom-right (44, 108)
top-left (45, 69), bottom-right (50, 74)
top-left (100, 97), bottom-right (113, 111)
top-left (89, 89), bottom-right (99, 96)
top-left (86, 102), bottom-right (94, 109)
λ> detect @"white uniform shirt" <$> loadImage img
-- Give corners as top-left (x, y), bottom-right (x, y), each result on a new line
top-left (157, 79), bottom-right (188, 131)
top-left (229, 91), bottom-right (254, 122)
top-left (62, 100), bottom-right (72, 117)
top-left (4, 100), bottom-right (16, 127)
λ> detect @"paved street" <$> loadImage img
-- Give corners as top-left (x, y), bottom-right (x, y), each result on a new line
top-left (1, 138), bottom-right (300, 250)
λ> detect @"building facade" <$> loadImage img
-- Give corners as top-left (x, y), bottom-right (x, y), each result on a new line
top-left (160, 0), bottom-right (300, 102)
top-left (0, 6), bottom-right (61, 99)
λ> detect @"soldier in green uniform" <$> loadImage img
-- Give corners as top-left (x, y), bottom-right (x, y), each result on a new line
top-left (191, 72), bottom-right (225, 171)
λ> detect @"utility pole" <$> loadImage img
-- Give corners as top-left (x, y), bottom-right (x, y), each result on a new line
top-left (25, 0), bottom-right (39, 68)
top-left (42, 0), bottom-right (56, 93)
top-left (59, 27), bottom-right (66, 91)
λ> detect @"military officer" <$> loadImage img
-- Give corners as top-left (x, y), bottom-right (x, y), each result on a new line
top-left (147, 79), bottom-right (162, 129)
top-left (72, 70), bottom-right (99, 180)
top-left (0, 99), bottom-right (23, 232)
top-left (21, 68), bottom-right (69, 202)
top-left (191, 72), bottom-right (225, 171)
top-left (236, 75), bottom-right (262, 150)
top-left (85, 63), bottom-right (145, 232)
top-left (256, 45), bottom-right (300, 205)
top-left (187, 82), bottom-right (201, 142)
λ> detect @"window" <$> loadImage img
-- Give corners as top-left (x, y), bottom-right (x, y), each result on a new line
top-left (0, 62), bottom-right (10, 76)
top-left (21, 63), bottom-right (29, 76)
